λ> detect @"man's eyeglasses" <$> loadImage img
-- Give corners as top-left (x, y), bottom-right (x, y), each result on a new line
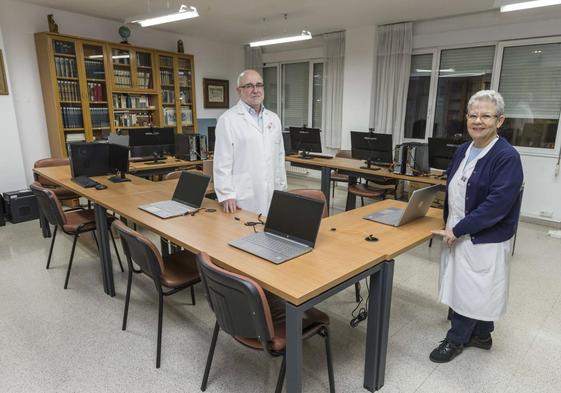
top-left (466, 113), bottom-right (497, 122)
top-left (239, 83), bottom-right (264, 90)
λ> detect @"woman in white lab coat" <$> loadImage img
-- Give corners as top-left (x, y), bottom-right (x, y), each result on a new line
top-left (213, 69), bottom-right (287, 215)
top-left (430, 90), bottom-right (524, 363)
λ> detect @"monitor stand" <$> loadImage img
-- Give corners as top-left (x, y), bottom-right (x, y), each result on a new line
top-left (299, 151), bottom-right (313, 160)
top-left (144, 153), bottom-right (166, 165)
top-left (108, 173), bottom-right (131, 183)
top-left (360, 160), bottom-right (381, 171)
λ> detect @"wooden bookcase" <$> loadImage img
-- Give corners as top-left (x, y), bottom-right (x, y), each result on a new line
top-left (35, 32), bottom-right (198, 157)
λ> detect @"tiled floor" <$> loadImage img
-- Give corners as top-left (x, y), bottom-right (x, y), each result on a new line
top-left (1, 174), bottom-right (560, 392)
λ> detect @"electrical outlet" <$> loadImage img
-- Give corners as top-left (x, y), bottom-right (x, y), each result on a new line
top-left (539, 210), bottom-right (554, 218)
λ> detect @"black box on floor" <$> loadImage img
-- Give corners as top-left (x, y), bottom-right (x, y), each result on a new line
top-left (2, 189), bottom-right (39, 224)
top-left (0, 198), bottom-right (5, 226)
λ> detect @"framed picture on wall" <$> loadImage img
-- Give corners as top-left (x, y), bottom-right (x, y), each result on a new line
top-left (0, 50), bottom-right (8, 95)
top-left (203, 78), bottom-right (229, 109)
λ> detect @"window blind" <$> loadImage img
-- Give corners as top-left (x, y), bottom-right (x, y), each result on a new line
top-left (282, 62), bottom-right (309, 127)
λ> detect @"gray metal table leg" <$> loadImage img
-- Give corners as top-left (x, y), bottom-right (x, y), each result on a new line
top-left (321, 167), bottom-right (331, 208)
top-left (94, 203), bottom-right (115, 296)
top-left (285, 303), bottom-right (304, 393)
top-left (364, 259), bottom-right (394, 391)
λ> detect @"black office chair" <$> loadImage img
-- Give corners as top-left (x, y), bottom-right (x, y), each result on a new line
top-left (112, 220), bottom-right (200, 368)
top-left (196, 252), bottom-right (335, 392)
top-left (30, 182), bottom-right (123, 289)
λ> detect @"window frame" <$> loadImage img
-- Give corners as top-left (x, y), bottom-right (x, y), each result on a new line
top-left (491, 36), bottom-right (561, 158)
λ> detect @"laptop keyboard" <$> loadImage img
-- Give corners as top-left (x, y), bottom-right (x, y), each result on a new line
top-left (248, 233), bottom-right (307, 256)
top-left (152, 200), bottom-right (192, 215)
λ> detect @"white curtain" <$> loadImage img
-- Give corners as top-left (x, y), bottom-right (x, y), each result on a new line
top-left (323, 31), bottom-right (345, 149)
top-left (244, 45), bottom-right (263, 76)
top-left (373, 23), bottom-right (412, 145)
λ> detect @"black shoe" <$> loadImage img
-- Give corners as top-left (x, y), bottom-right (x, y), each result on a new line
top-left (465, 335), bottom-right (492, 350)
top-left (429, 339), bottom-right (463, 363)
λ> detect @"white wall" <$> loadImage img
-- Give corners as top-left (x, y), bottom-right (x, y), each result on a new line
top-left (0, 0), bottom-right (243, 185)
top-left (0, 23), bottom-right (27, 193)
top-left (412, 10), bottom-right (561, 224)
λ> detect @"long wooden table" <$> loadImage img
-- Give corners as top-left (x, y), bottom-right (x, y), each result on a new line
top-left (33, 165), bottom-right (443, 392)
top-left (286, 155), bottom-right (446, 207)
top-left (129, 157), bottom-right (202, 177)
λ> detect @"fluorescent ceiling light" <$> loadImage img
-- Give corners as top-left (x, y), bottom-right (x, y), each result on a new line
top-left (126, 4), bottom-right (199, 27)
top-left (249, 31), bottom-right (312, 47)
top-left (500, 0), bottom-right (561, 12)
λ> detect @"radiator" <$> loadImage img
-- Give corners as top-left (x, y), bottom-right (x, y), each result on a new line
top-left (285, 162), bottom-right (309, 175)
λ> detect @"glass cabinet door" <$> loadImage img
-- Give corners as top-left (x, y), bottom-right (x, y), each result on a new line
top-left (82, 43), bottom-right (110, 139)
top-left (178, 57), bottom-right (193, 130)
top-left (111, 47), bottom-right (132, 88)
top-left (135, 50), bottom-right (153, 89)
top-left (159, 55), bottom-right (176, 127)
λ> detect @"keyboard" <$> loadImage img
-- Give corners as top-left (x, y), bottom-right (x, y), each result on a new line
top-left (248, 233), bottom-right (308, 256)
top-left (72, 176), bottom-right (98, 188)
top-left (298, 151), bottom-right (334, 159)
top-left (130, 155), bottom-right (166, 163)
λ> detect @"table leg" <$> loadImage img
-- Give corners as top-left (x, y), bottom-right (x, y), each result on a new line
top-left (321, 167), bottom-right (331, 208)
top-left (364, 260), bottom-right (394, 391)
top-left (285, 303), bottom-right (303, 393)
top-left (94, 203), bottom-right (115, 297)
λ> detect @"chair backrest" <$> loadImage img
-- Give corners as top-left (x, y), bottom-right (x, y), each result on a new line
top-left (196, 252), bottom-right (275, 353)
top-left (112, 220), bottom-right (164, 284)
top-left (34, 158), bottom-right (70, 188)
top-left (288, 189), bottom-right (328, 218)
top-left (164, 169), bottom-right (204, 181)
top-left (30, 182), bottom-right (67, 227)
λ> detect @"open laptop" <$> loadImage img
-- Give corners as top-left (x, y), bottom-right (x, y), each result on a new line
top-left (229, 190), bottom-right (325, 264)
top-left (139, 171), bottom-right (211, 218)
top-left (363, 184), bottom-right (441, 227)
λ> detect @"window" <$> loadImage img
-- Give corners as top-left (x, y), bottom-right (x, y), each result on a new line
top-left (263, 61), bottom-right (324, 129)
top-left (498, 43), bottom-right (561, 149)
top-left (433, 46), bottom-right (495, 139)
top-left (404, 54), bottom-right (433, 139)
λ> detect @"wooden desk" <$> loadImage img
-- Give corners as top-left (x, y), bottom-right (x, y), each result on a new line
top-left (129, 157), bottom-right (202, 177)
top-left (33, 165), bottom-right (443, 392)
top-left (286, 155), bottom-right (446, 206)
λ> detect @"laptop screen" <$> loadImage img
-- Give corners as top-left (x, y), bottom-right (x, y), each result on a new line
top-left (172, 171), bottom-right (211, 208)
top-left (265, 191), bottom-right (325, 247)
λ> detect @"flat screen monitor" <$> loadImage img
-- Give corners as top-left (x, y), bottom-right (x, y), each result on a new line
top-left (107, 134), bottom-right (130, 147)
top-left (207, 126), bottom-right (216, 152)
top-left (128, 127), bottom-right (175, 157)
top-left (68, 142), bottom-right (110, 178)
top-left (350, 131), bottom-right (393, 165)
top-left (289, 127), bottom-right (322, 153)
top-left (428, 137), bottom-right (461, 170)
top-left (282, 131), bottom-right (293, 154)
top-left (108, 144), bottom-right (130, 176)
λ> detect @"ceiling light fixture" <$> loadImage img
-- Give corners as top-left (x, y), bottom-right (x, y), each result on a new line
top-left (500, 0), bottom-right (561, 12)
top-left (125, 4), bottom-right (199, 27)
top-left (249, 30), bottom-right (312, 47)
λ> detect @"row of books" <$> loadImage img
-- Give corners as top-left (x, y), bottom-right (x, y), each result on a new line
top-left (179, 90), bottom-right (191, 104)
top-left (114, 69), bottom-right (132, 87)
top-left (162, 89), bottom-right (175, 104)
top-left (58, 80), bottom-right (80, 102)
top-left (89, 107), bottom-right (110, 128)
top-left (55, 57), bottom-right (77, 78)
top-left (163, 107), bottom-right (192, 126)
top-left (160, 70), bottom-right (174, 86)
top-left (112, 94), bottom-right (151, 109)
top-left (114, 112), bottom-right (152, 128)
top-left (179, 74), bottom-right (190, 87)
top-left (87, 82), bottom-right (105, 102)
top-left (62, 107), bottom-right (84, 129)
top-left (136, 53), bottom-right (151, 67)
top-left (65, 133), bottom-right (86, 145)
top-left (160, 57), bottom-right (174, 68)
top-left (54, 41), bottom-right (75, 55)
top-left (137, 71), bottom-right (152, 89)
top-left (85, 60), bottom-right (105, 80)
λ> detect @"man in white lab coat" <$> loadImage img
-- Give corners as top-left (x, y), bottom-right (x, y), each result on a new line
top-left (213, 69), bottom-right (287, 214)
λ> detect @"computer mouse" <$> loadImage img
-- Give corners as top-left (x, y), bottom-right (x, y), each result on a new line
top-left (95, 184), bottom-right (107, 190)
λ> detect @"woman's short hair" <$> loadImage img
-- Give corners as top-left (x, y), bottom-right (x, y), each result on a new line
top-left (467, 90), bottom-right (505, 117)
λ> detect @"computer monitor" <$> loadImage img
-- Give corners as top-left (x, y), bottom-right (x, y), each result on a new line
top-left (350, 131), bottom-right (393, 166)
top-left (428, 137), bottom-right (461, 170)
top-left (68, 142), bottom-right (111, 178)
top-left (108, 144), bottom-right (130, 181)
top-left (289, 127), bottom-right (322, 154)
top-left (207, 126), bottom-right (216, 152)
top-left (128, 127), bottom-right (175, 157)
top-left (282, 131), bottom-right (294, 154)
top-left (107, 134), bottom-right (129, 147)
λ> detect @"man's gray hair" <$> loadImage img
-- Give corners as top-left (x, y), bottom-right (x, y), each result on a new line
top-left (237, 69), bottom-right (261, 87)
top-left (467, 90), bottom-right (505, 117)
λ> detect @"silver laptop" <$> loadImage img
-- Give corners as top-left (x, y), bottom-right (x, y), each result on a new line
top-left (139, 171), bottom-right (210, 218)
top-left (229, 191), bottom-right (325, 264)
top-left (364, 185), bottom-right (441, 227)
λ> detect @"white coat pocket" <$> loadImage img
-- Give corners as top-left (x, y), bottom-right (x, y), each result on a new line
top-left (233, 172), bottom-right (254, 200)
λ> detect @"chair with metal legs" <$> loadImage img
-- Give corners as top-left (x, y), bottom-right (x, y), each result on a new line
top-left (30, 182), bottom-right (123, 289)
top-left (112, 220), bottom-right (200, 368)
top-left (196, 252), bottom-right (335, 393)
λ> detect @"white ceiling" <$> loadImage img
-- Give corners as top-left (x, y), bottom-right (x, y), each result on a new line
top-left (20, 0), bottom-right (520, 44)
